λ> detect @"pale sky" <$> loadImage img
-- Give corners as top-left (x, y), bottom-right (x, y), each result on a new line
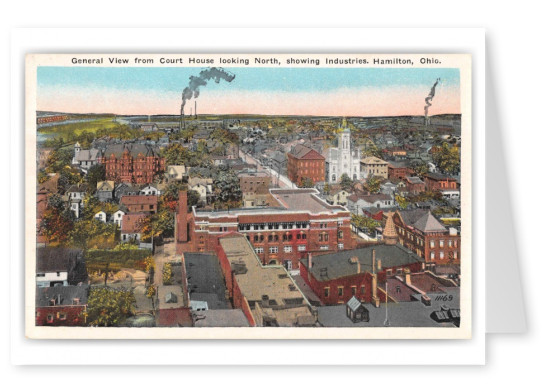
top-left (37, 67), bottom-right (461, 117)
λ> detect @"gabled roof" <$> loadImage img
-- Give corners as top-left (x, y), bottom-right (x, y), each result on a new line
top-left (346, 296), bottom-right (362, 312)
top-left (121, 213), bottom-right (147, 234)
top-left (397, 210), bottom-right (447, 233)
top-left (97, 181), bottom-right (115, 192)
top-left (289, 144), bottom-right (325, 160)
top-left (36, 247), bottom-right (83, 273)
top-left (120, 195), bottom-right (158, 206)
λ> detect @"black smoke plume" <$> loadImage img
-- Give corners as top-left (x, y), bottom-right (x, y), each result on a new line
top-left (424, 78), bottom-right (441, 118)
top-left (180, 67), bottom-right (235, 130)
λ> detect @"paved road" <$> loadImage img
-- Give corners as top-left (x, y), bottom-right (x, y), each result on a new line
top-left (239, 150), bottom-right (294, 189)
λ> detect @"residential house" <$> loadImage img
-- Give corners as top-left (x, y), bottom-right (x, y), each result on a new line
top-left (165, 165), bottom-right (188, 182)
top-left (66, 184), bottom-right (87, 218)
top-left (112, 206), bottom-right (127, 227)
top-left (93, 210), bottom-right (107, 223)
top-left (347, 193), bottom-right (395, 213)
top-left (121, 213), bottom-right (147, 243)
top-left (114, 182), bottom-right (140, 202)
top-left (96, 180), bottom-right (115, 202)
top-left (141, 123), bottom-right (158, 132)
top-left (35, 285), bottom-right (89, 326)
top-left (380, 181), bottom-right (398, 195)
top-left (188, 177), bottom-right (213, 204)
top-left (326, 189), bottom-right (350, 206)
top-left (140, 184), bottom-right (161, 196)
top-left (36, 247), bottom-right (88, 288)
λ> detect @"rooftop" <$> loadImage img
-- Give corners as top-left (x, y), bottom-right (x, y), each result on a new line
top-left (194, 188), bottom-right (347, 218)
top-left (218, 235), bottom-right (316, 327)
top-left (192, 309), bottom-right (250, 327)
top-left (316, 288), bottom-right (460, 327)
top-left (184, 253), bottom-right (231, 310)
top-left (36, 284), bottom-right (89, 307)
top-left (36, 247), bottom-right (83, 273)
top-left (300, 244), bottom-right (423, 281)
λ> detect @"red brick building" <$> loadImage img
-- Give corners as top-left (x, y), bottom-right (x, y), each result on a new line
top-left (405, 176), bottom-right (426, 195)
top-left (35, 285), bottom-right (89, 326)
top-left (388, 161), bottom-right (414, 180)
top-left (287, 144), bottom-right (326, 186)
top-left (299, 219), bottom-right (424, 306)
top-left (120, 195), bottom-right (158, 214)
top-left (423, 173), bottom-right (458, 192)
top-left (176, 188), bottom-right (356, 271)
top-left (383, 210), bottom-right (461, 266)
top-left (98, 143), bottom-right (165, 184)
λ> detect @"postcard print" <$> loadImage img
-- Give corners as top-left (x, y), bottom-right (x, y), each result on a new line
top-left (26, 54), bottom-right (471, 339)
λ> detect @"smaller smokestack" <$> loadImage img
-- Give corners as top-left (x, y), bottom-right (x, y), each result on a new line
top-left (377, 259), bottom-right (382, 270)
top-left (308, 253), bottom-right (313, 270)
top-left (195, 101), bottom-right (197, 120)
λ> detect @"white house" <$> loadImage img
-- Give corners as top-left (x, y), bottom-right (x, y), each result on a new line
top-left (112, 208), bottom-right (126, 227)
top-left (140, 184), bottom-right (161, 196)
top-left (72, 142), bottom-right (100, 173)
top-left (94, 211), bottom-right (107, 223)
top-left (347, 193), bottom-right (396, 213)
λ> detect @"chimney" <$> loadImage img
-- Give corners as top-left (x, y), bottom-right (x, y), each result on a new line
top-left (371, 249), bottom-right (380, 308)
top-left (307, 253), bottom-right (313, 270)
top-left (357, 259), bottom-right (361, 275)
top-left (176, 190), bottom-right (188, 243)
top-left (377, 259), bottom-right (382, 270)
top-left (195, 101), bottom-right (197, 120)
top-left (404, 268), bottom-right (411, 286)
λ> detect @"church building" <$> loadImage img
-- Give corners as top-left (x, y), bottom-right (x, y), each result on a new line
top-left (325, 118), bottom-right (361, 183)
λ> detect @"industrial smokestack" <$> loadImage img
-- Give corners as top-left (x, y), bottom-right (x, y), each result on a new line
top-left (195, 100), bottom-right (197, 120)
top-left (424, 78), bottom-right (440, 126)
top-left (179, 67), bottom-right (236, 132)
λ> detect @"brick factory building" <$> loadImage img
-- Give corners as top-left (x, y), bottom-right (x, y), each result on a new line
top-left (175, 188), bottom-right (356, 271)
top-left (287, 144), bottom-right (326, 186)
top-left (98, 143), bottom-right (165, 184)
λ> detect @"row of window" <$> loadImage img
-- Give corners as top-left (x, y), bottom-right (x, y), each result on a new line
top-left (429, 239), bottom-right (459, 248)
top-left (255, 245), bottom-right (308, 254)
top-left (238, 222), bottom-right (309, 231)
top-left (324, 285), bottom-right (366, 298)
top-left (430, 251), bottom-right (458, 260)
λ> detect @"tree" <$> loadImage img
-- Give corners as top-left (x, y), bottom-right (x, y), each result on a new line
top-left (86, 164), bottom-right (106, 191)
top-left (323, 183), bottom-right (331, 194)
top-left (340, 174), bottom-right (353, 191)
top-left (395, 194), bottom-right (409, 209)
top-left (84, 286), bottom-right (136, 327)
top-left (432, 142), bottom-right (460, 175)
top-left (213, 167), bottom-right (242, 205)
top-left (162, 262), bottom-right (172, 285)
top-left (365, 176), bottom-right (382, 193)
top-left (40, 194), bottom-right (74, 245)
top-left (69, 219), bottom-right (119, 249)
top-left (411, 160), bottom-right (429, 177)
top-left (161, 143), bottom-right (189, 166)
top-left (299, 177), bottom-right (314, 188)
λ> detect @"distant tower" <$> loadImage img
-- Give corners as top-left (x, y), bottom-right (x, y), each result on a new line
top-left (74, 141), bottom-right (81, 155)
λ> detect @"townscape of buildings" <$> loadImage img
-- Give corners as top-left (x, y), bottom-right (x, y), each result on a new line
top-left (35, 112), bottom-right (462, 328)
